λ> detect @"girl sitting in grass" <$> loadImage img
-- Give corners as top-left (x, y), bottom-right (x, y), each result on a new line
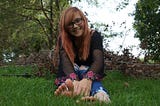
top-left (54, 6), bottom-right (111, 103)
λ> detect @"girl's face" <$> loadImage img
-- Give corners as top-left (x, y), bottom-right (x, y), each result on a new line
top-left (67, 13), bottom-right (84, 37)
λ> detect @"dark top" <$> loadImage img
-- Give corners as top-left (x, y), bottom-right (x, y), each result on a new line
top-left (57, 31), bottom-right (105, 79)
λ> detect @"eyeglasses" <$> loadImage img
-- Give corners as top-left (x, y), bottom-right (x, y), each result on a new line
top-left (67, 18), bottom-right (83, 29)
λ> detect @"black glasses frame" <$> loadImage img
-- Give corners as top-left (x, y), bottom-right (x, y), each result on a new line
top-left (68, 18), bottom-right (83, 29)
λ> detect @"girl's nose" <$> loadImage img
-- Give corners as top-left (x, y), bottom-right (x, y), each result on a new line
top-left (73, 23), bottom-right (79, 28)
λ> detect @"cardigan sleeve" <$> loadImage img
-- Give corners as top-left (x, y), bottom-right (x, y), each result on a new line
top-left (56, 40), bottom-right (78, 82)
top-left (58, 47), bottom-right (75, 76)
top-left (88, 31), bottom-right (104, 76)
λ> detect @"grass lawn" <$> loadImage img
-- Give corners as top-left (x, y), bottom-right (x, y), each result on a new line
top-left (0, 65), bottom-right (160, 106)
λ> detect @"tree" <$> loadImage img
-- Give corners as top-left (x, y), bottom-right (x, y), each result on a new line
top-left (134, 0), bottom-right (160, 62)
top-left (0, 0), bottom-right (130, 62)
top-left (0, 0), bottom-right (70, 61)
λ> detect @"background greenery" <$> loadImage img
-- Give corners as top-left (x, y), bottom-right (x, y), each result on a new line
top-left (134, 0), bottom-right (160, 61)
top-left (0, 0), bottom-right (160, 63)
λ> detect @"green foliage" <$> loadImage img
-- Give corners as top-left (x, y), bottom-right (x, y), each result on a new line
top-left (0, 0), bottom-right (70, 61)
top-left (10, 21), bottom-right (47, 56)
top-left (116, 0), bottom-right (130, 11)
top-left (0, 0), bottom-right (131, 62)
top-left (134, 0), bottom-right (160, 61)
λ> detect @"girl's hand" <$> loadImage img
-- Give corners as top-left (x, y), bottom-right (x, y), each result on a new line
top-left (73, 78), bottom-right (92, 96)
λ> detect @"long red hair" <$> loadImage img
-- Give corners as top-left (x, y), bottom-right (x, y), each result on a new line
top-left (57, 7), bottom-right (91, 64)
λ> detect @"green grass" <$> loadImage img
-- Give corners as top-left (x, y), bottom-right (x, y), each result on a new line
top-left (0, 65), bottom-right (36, 74)
top-left (104, 71), bottom-right (160, 106)
top-left (0, 66), bottom-right (160, 106)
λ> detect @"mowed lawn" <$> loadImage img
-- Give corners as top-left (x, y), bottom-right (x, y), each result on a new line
top-left (0, 65), bottom-right (160, 106)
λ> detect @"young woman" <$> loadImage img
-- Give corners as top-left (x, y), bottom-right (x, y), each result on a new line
top-left (54, 6), bottom-right (111, 103)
